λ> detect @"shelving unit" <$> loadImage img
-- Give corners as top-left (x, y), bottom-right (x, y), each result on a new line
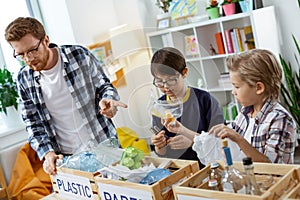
top-left (146, 6), bottom-right (280, 112)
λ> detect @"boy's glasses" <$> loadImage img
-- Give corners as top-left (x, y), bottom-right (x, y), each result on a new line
top-left (153, 77), bottom-right (179, 88)
top-left (13, 39), bottom-right (43, 61)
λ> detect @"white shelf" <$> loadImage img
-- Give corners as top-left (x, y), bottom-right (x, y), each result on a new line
top-left (208, 86), bottom-right (233, 92)
top-left (147, 6), bottom-right (280, 110)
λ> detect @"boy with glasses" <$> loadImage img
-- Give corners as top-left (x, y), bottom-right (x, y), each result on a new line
top-left (5, 17), bottom-right (127, 175)
top-left (150, 47), bottom-right (224, 168)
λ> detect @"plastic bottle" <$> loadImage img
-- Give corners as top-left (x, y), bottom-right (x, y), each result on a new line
top-left (221, 139), bottom-right (246, 194)
top-left (209, 161), bottom-right (223, 191)
top-left (243, 157), bottom-right (262, 195)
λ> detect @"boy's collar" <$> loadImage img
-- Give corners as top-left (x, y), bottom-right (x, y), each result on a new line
top-left (166, 87), bottom-right (190, 103)
top-left (242, 98), bottom-right (276, 121)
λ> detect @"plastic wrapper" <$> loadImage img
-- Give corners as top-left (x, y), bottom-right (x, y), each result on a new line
top-left (149, 99), bottom-right (183, 125)
top-left (99, 163), bottom-right (157, 183)
top-left (148, 89), bottom-right (183, 125)
top-left (192, 131), bottom-right (246, 165)
top-left (139, 168), bottom-right (172, 185)
top-left (63, 151), bottom-right (101, 172)
top-left (57, 138), bottom-right (123, 172)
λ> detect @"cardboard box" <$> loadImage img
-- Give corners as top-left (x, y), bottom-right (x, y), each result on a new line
top-left (95, 156), bottom-right (200, 200)
top-left (172, 160), bottom-right (300, 200)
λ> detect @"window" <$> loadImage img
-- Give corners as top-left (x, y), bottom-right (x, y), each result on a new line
top-left (0, 0), bottom-right (30, 76)
top-left (0, 0), bottom-right (44, 132)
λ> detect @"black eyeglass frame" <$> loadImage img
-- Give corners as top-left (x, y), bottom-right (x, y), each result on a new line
top-left (152, 76), bottom-right (180, 88)
top-left (13, 38), bottom-right (43, 60)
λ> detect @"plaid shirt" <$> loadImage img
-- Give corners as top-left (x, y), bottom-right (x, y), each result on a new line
top-left (17, 44), bottom-right (120, 159)
top-left (231, 99), bottom-right (296, 164)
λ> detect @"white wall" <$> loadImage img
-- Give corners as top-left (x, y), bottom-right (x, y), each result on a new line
top-left (39, 0), bottom-right (119, 45)
top-left (39, 0), bottom-right (76, 45)
top-left (263, 0), bottom-right (300, 70)
top-left (65, 0), bottom-right (119, 45)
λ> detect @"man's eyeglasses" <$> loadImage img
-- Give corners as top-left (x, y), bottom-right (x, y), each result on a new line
top-left (13, 39), bottom-right (43, 61)
top-left (153, 77), bottom-right (179, 88)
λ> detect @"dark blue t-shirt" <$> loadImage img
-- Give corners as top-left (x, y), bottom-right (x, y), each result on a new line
top-left (152, 87), bottom-right (224, 168)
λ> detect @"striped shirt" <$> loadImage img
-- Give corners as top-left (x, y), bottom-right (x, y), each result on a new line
top-left (231, 99), bottom-right (296, 164)
top-left (17, 44), bottom-right (119, 159)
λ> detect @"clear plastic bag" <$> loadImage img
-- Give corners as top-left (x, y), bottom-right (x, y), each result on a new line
top-left (63, 151), bottom-right (101, 172)
top-left (148, 89), bottom-right (183, 124)
top-left (57, 138), bottom-right (123, 172)
top-left (99, 163), bottom-right (156, 183)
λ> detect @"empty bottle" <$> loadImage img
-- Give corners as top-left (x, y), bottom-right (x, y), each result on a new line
top-left (221, 139), bottom-right (246, 194)
top-left (243, 157), bottom-right (262, 195)
top-left (209, 161), bottom-right (223, 191)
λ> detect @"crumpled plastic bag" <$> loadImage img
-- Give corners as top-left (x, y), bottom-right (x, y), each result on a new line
top-left (192, 131), bottom-right (246, 165)
top-left (99, 163), bottom-right (156, 183)
top-left (57, 138), bottom-right (123, 172)
top-left (63, 151), bottom-right (101, 172)
top-left (139, 168), bottom-right (172, 185)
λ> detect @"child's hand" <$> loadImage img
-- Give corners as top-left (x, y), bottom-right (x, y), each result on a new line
top-left (167, 135), bottom-right (193, 149)
top-left (151, 130), bottom-right (167, 150)
top-left (209, 124), bottom-right (242, 143)
top-left (162, 118), bottom-right (182, 134)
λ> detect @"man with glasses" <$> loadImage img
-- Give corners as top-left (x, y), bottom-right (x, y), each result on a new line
top-left (5, 17), bottom-right (127, 175)
top-left (150, 47), bottom-right (224, 168)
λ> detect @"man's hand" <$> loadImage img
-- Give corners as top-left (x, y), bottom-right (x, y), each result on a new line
top-left (43, 151), bottom-right (63, 175)
top-left (99, 99), bottom-right (127, 118)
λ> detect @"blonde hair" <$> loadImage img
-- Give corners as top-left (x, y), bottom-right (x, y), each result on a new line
top-left (226, 49), bottom-right (282, 101)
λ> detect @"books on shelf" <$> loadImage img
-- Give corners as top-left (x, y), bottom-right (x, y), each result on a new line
top-left (234, 28), bottom-right (244, 52)
top-left (224, 25), bottom-right (255, 54)
top-left (214, 32), bottom-right (225, 54)
top-left (223, 102), bottom-right (238, 122)
top-left (244, 25), bottom-right (256, 50)
top-left (184, 35), bottom-right (199, 57)
top-left (239, 28), bottom-right (247, 51)
top-left (231, 29), bottom-right (240, 53)
top-left (224, 30), bottom-right (234, 54)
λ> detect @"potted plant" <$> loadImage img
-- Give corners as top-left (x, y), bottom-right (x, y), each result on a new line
top-left (221, 0), bottom-right (239, 16)
top-left (238, 0), bottom-right (253, 13)
top-left (206, 0), bottom-right (220, 19)
top-left (156, 0), bottom-right (173, 13)
top-left (0, 66), bottom-right (21, 127)
top-left (280, 34), bottom-right (300, 132)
